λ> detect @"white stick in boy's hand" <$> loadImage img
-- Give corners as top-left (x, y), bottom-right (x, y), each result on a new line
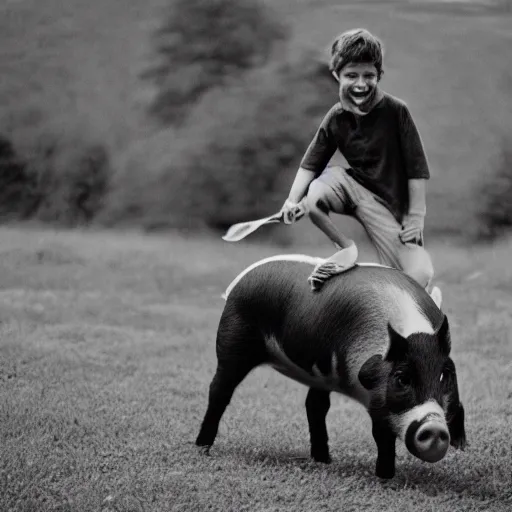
top-left (222, 199), bottom-right (308, 242)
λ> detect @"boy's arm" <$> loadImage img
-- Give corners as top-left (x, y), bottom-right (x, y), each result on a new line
top-left (401, 178), bottom-right (427, 244)
top-left (282, 106), bottom-right (339, 221)
top-left (281, 167), bottom-right (317, 224)
top-left (408, 178), bottom-right (426, 216)
top-left (399, 104), bottom-right (430, 244)
top-left (287, 167), bottom-right (317, 203)
top-left (399, 103), bottom-right (430, 182)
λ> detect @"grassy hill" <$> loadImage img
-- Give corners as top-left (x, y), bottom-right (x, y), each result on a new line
top-left (0, 226), bottom-right (511, 510)
top-left (1, 0), bottom-right (511, 240)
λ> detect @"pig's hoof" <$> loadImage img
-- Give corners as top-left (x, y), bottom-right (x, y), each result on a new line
top-left (375, 464), bottom-right (395, 479)
top-left (312, 450), bottom-right (331, 464)
top-left (196, 445), bottom-right (212, 456)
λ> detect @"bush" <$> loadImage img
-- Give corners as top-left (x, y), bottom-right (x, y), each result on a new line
top-left (174, 54), bottom-right (337, 230)
top-left (475, 140), bottom-right (512, 240)
top-left (105, 50), bottom-right (338, 231)
top-left (0, 135), bottom-right (39, 220)
top-left (27, 138), bottom-right (110, 226)
top-left (0, 126), bottom-right (112, 226)
top-left (144, 0), bottom-right (288, 125)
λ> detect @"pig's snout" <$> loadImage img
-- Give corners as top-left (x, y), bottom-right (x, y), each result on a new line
top-left (406, 418), bottom-right (450, 463)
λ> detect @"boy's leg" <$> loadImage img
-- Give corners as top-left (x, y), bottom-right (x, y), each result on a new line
top-left (305, 167), bottom-right (360, 290)
top-left (353, 192), bottom-right (434, 288)
top-left (304, 167), bottom-right (435, 291)
top-left (306, 171), bottom-right (355, 250)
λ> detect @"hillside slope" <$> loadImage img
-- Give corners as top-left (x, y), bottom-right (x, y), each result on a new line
top-left (0, 0), bottom-right (511, 238)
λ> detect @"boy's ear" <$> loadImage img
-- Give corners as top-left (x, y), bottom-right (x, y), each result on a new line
top-left (331, 71), bottom-right (340, 83)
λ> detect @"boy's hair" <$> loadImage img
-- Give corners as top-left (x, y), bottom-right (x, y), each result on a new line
top-left (329, 28), bottom-right (384, 79)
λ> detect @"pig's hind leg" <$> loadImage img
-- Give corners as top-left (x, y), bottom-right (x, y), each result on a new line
top-left (306, 388), bottom-right (332, 463)
top-left (196, 308), bottom-right (266, 452)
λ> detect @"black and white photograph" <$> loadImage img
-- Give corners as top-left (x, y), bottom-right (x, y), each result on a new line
top-left (0, 0), bottom-right (511, 510)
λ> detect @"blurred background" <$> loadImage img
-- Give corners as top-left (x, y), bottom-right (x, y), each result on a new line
top-left (1, 3), bottom-right (512, 508)
top-left (1, 0), bottom-right (511, 249)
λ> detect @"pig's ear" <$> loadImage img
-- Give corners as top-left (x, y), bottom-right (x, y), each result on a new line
top-left (448, 402), bottom-right (467, 451)
top-left (359, 354), bottom-right (383, 390)
top-left (385, 323), bottom-right (408, 361)
top-left (436, 314), bottom-right (451, 356)
top-left (445, 357), bottom-right (466, 449)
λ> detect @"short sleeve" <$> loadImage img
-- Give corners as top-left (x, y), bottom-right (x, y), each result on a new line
top-left (399, 104), bottom-right (430, 180)
top-left (299, 105), bottom-right (339, 176)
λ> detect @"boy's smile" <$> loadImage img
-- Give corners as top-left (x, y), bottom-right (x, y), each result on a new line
top-left (338, 62), bottom-right (380, 113)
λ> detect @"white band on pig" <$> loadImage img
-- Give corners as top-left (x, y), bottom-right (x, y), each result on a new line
top-left (390, 399), bottom-right (446, 441)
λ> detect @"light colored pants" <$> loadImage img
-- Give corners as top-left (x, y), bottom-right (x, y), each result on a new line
top-left (307, 166), bottom-right (434, 288)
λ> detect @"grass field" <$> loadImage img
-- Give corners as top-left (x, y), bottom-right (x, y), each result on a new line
top-left (0, 226), bottom-right (511, 511)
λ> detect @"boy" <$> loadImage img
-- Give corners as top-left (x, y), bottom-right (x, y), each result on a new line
top-left (281, 28), bottom-right (434, 291)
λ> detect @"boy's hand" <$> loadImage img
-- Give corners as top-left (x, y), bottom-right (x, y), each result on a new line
top-left (281, 199), bottom-right (307, 224)
top-left (400, 212), bottom-right (424, 245)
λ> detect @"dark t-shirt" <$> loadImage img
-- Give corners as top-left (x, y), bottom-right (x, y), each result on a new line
top-left (300, 92), bottom-right (430, 223)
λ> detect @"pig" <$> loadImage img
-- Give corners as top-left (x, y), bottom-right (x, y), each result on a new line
top-left (196, 255), bottom-right (467, 478)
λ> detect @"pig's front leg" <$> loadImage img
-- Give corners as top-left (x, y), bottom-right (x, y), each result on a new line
top-left (372, 420), bottom-right (396, 479)
top-left (305, 388), bottom-right (331, 463)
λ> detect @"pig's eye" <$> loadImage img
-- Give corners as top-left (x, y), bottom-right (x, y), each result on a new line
top-left (394, 372), bottom-right (410, 388)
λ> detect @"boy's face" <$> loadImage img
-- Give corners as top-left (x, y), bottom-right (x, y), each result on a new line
top-left (337, 62), bottom-right (379, 112)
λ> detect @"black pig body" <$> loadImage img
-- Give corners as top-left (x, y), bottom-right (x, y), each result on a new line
top-left (196, 255), bottom-right (466, 478)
